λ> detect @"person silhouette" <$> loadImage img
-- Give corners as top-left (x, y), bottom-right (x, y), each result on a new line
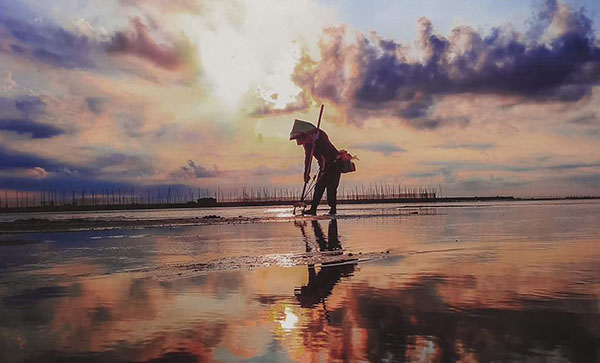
top-left (294, 219), bottom-right (356, 308)
top-left (290, 120), bottom-right (342, 216)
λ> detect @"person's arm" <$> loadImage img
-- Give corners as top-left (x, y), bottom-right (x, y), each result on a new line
top-left (303, 142), bottom-right (313, 183)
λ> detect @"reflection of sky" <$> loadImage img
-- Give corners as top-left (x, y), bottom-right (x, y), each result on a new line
top-left (0, 201), bottom-right (599, 361)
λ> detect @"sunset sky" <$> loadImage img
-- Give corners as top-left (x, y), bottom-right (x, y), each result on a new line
top-left (0, 0), bottom-right (599, 198)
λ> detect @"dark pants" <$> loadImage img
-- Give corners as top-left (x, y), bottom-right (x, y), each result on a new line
top-left (310, 162), bottom-right (341, 210)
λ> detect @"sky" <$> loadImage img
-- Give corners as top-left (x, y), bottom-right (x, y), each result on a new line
top-left (0, 0), bottom-right (599, 199)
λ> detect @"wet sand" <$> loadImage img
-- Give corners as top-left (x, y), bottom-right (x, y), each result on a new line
top-left (0, 201), bottom-right (599, 362)
top-left (0, 215), bottom-right (259, 234)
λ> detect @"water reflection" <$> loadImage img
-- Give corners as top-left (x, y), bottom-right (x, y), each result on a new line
top-left (294, 219), bottom-right (357, 309)
top-left (0, 202), bottom-right (599, 362)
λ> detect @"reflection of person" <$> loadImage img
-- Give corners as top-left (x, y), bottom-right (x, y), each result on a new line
top-left (290, 120), bottom-right (341, 216)
top-left (312, 219), bottom-right (341, 252)
top-left (295, 219), bottom-right (355, 308)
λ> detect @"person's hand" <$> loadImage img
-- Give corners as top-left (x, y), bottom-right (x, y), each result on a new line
top-left (303, 172), bottom-right (310, 183)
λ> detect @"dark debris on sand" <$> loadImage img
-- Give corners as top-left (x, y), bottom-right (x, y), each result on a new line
top-left (0, 215), bottom-right (260, 234)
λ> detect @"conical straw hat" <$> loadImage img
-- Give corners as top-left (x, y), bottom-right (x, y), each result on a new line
top-left (289, 119), bottom-right (316, 140)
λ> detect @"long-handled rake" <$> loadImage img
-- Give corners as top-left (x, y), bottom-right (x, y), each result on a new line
top-left (293, 104), bottom-right (324, 215)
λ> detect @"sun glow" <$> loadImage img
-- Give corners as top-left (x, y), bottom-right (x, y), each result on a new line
top-left (279, 306), bottom-right (299, 331)
top-left (176, 0), bottom-right (332, 109)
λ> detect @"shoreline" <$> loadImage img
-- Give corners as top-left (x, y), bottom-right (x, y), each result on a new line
top-left (1, 197), bottom-right (598, 234)
top-left (0, 215), bottom-right (262, 234)
top-left (0, 195), bottom-right (598, 215)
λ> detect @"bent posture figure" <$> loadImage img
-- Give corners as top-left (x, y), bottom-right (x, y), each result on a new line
top-left (290, 120), bottom-right (341, 215)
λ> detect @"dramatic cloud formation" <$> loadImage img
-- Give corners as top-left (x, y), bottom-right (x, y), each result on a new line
top-left (0, 5), bottom-right (190, 73)
top-left (286, 0), bottom-right (600, 128)
top-left (0, 0), bottom-right (598, 198)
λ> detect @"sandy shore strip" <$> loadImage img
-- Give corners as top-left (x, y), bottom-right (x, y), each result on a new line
top-left (0, 215), bottom-right (269, 233)
top-left (0, 214), bottom-right (373, 233)
top-left (0, 209), bottom-right (440, 233)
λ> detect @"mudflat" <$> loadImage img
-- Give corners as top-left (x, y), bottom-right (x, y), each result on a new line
top-left (0, 200), bottom-right (598, 362)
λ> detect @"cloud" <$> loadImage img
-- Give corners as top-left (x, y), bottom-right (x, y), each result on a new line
top-left (0, 118), bottom-right (63, 138)
top-left (172, 160), bottom-right (219, 179)
top-left (286, 0), bottom-right (600, 129)
top-left (545, 162), bottom-right (600, 171)
top-left (15, 95), bottom-right (45, 118)
top-left (0, 174), bottom-right (136, 192)
top-left (352, 142), bottom-right (406, 156)
top-left (0, 146), bottom-right (61, 170)
top-left (26, 166), bottom-right (48, 179)
top-left (457, 176), bottom-right (529, 192)
top-left (0, 95), bottom-right (63, 138)
top-left (0, 9), bottom-right (189, 72)
top-left (0, 13), bottom-right (98, 69)
top-left (426, 160), bottom-right (600, 173)
top-left (0, 70), bottom-right (17, 93)
top-left (405, 171), bottom-right (443, 179)
top-left (570, 113), bottom-right (598, 125)
top-left (86, 152), bottom-right (156, 178)
top-left (0, 146), bottom-right (155, 184)
top-left (405, 167), bottom-right (454, 181)
top-left (86, 97), bottom-right (108, 115)
top-left (437, 143), bottom-right (496, 150)
top-left (107, 17), bottom-right (186, 70)
top-left (120, 0), bottom-right (205, 14)
top-left (567, 173), bottom-right (600, 187)
top-left (245, 164), bottom-right (303, 177)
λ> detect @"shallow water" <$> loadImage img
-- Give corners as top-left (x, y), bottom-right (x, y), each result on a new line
top-left (0, 201), bottom-right (599, 362)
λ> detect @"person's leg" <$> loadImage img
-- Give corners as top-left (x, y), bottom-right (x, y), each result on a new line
top-left (306, 171), bottom-right (326, 214)
top-left (326, 169), bottom-right (341, 213)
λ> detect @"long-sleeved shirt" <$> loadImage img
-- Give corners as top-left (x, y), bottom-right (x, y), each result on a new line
top-left (303, 129), bottom-right (339, 171)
